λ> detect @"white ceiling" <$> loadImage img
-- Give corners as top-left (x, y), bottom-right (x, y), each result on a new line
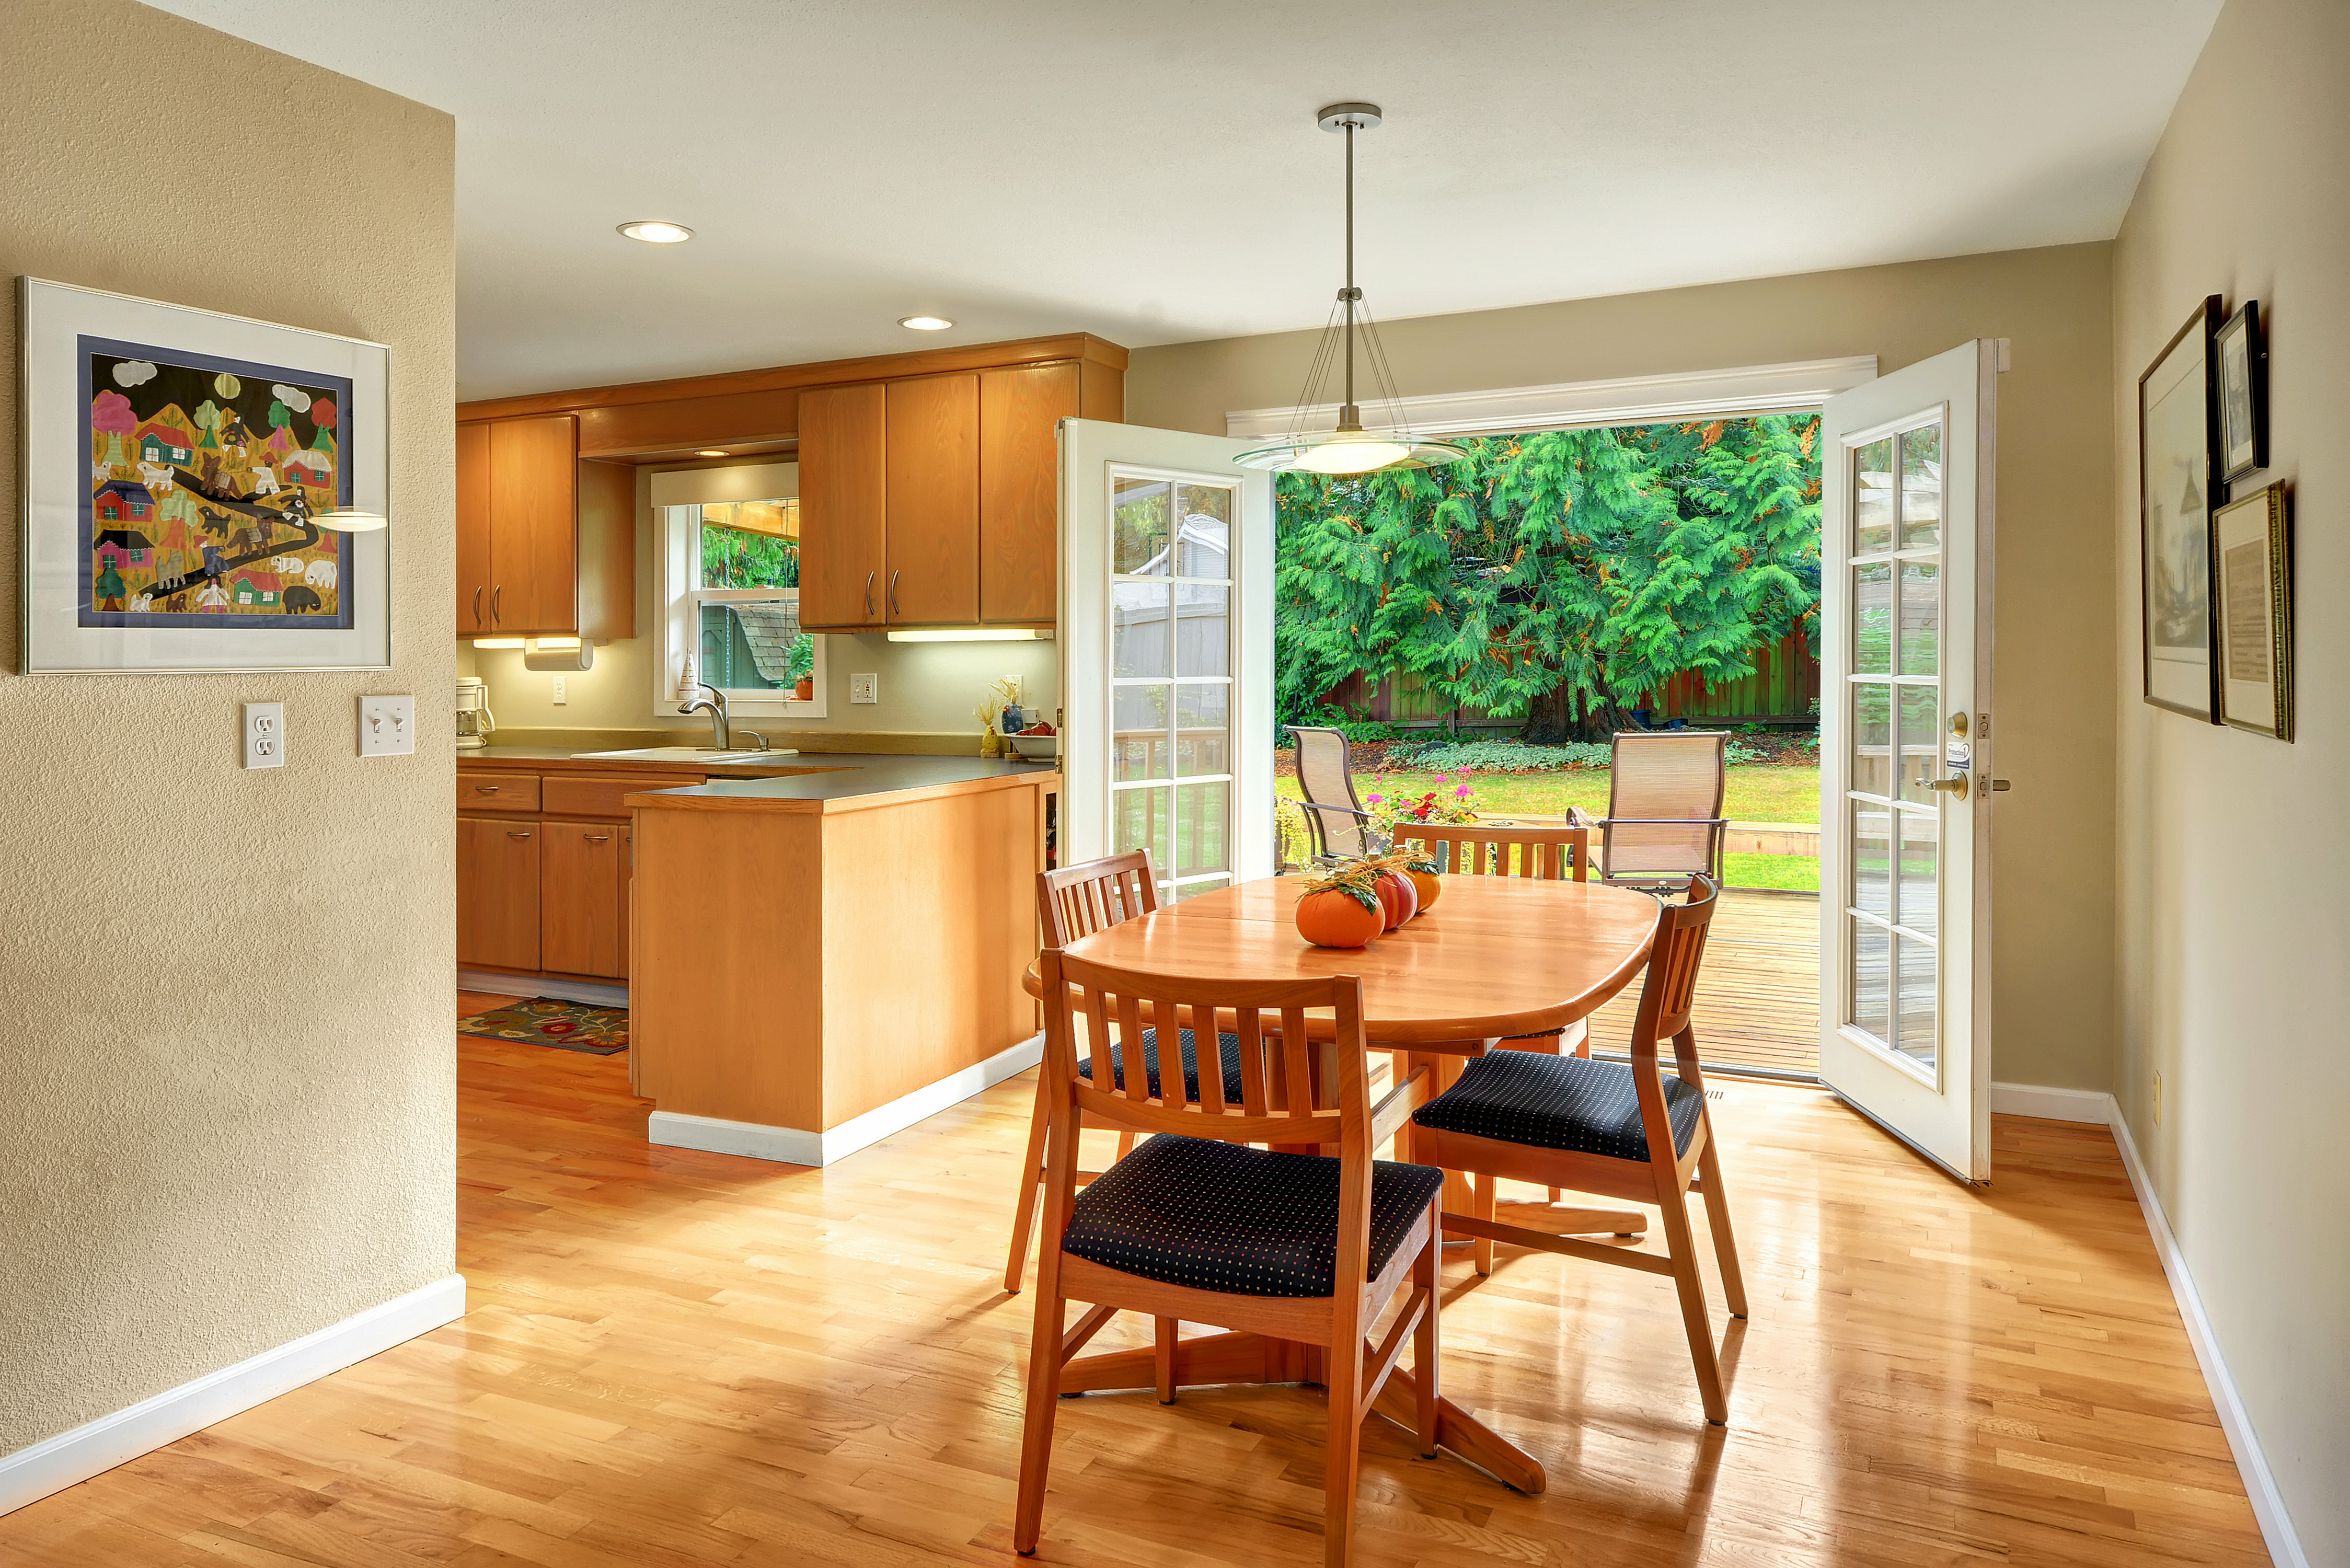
top-left (145, 0), bottom-right (2221, 402)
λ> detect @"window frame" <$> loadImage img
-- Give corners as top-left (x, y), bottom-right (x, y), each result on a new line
top-left (654, 499), bottom-right (828, 720)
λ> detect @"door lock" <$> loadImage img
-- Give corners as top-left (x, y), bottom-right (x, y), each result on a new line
top-left (1925, 776), bottom-right (1971, 801)
top-left (1988, 778), bottom-right (2012, 793)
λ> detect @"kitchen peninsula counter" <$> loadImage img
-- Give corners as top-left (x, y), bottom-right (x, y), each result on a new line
top-left (621, 752), bottom-right (1058, 1168)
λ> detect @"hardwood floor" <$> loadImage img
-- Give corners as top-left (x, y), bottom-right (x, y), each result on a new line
top-left (1588, 889), bottom-right (1822, 1075)
top-left (0, 995), bottom-right (2268, 1566)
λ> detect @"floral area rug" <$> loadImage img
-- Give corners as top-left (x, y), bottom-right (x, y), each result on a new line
top-left (460, 996), bottom-right (628, 1055)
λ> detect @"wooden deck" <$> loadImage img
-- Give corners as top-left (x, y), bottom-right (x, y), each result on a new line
top-left (1587, 887), bottom-right (1822, 1075)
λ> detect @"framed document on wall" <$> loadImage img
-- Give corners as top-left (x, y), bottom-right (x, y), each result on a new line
top-left (2214, 482), bottom-right (2291, 741)
top-left (2137, 295), bottom-right (2222, 721)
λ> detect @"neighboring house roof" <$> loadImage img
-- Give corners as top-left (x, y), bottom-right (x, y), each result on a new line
top-left (96, 529), bottom-right (154, 551)
top-left (725, 599), bottom-right (805, 686)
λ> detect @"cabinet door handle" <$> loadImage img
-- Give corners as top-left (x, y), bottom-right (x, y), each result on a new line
top-left (506, 830), bottom-right (531, 839)
top-left (471, 585), bottom-right (482, 627)
top-left (888, 571), bottom-right (900, 616)
top-left (475, 785), bottom-right (500, 793)
top-left (865, 571), bottom-right (875, 617)
top-left (585, 834), bottom-right (611, 843)
top-left (491, 584), bottom-right (502, 624)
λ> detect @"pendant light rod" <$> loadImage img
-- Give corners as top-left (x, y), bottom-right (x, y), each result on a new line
top-left (1319, 101), bottom-right (1379, 434)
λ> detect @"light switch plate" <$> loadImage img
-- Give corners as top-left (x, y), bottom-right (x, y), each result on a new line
top-left (551, 675), bottom-right (568, 705)
top-left (358, 695), bottom-right (415, 757)
top-left (242, 701), bottom-right (285, 769)
top-left (850, 672), bottom-right (878, 705)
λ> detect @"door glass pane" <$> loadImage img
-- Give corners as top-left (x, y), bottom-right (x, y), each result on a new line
top-left (1114, 785), bottom-right (1171, 871)
top-left (1173, 484), bottom-right (1232, 577)
top-left (1855, 563), bottom-right (1892, 674)
top-left (1173, 683), bottom-right (1229, 777)
top-left (1897, 685), bottom-right (1940, 805)
top-left (1852, 682), bottom-right (1892, 798)
top-left (1899, 425), bottom-right (1942, 549)
top-left (1112, 477), bottom-right (1172, 574)
top-left (1855, 438), bottom-right (1895, 554)
top-left (1893, 933), bottom-right (1937, 1067)
top-left (1174, 582), bottom-right (1229, 677)
top-left (1851, 917), bottom-right (1891, 1045)
top-left (1899, 561), bottom-right (1939, 676)
top-left (1113, 582), bottom-right (1170, 676)
top-left (1852, 803), bottom-right (1891, 919)
top-left (1113, 684), bottom-right (1169, 780)
top-left (1896, 811), bottom-right (1938, 938)
top-left (1176, 781), bottom-right (1229, 875)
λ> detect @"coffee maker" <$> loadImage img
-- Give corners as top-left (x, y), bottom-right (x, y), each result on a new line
top-left (456, 676), bottom-right (494, 750)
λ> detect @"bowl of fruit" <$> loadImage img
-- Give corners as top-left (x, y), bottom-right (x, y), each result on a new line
top-left (1008, 721), bottom-right (1058, 761)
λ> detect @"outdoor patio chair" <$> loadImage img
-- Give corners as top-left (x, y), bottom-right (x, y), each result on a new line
top-left (1569, 730), bottom-right (1730, 891)
top-left (1288, 724), bottom-right (1377, 860)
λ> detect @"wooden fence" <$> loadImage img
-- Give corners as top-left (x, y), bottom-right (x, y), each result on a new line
top-left (1320, 632), bottom-right (1819, 730)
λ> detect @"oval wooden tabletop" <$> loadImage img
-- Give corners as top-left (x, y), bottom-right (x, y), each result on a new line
top-left (1032, 875), bottom-right (1661, 1044)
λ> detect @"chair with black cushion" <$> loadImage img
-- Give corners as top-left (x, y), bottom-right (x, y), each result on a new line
top-left (1289, 724), bottom-right (1377, 861)
top-left (1013, 953), bottom-right (1445, 1566)
top-left (1408, 874), bottom-right (1748, 1423)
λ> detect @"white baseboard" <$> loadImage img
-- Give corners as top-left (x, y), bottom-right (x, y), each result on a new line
top-left (0, 1274), bottom-right (465, 1518)
top-left (1994, 1081), bottom-right (2308, 1568)
top-left (458, 969), bottom-right (627, 1007)
top-left (650, 1032), bottom-right (1044, 1167)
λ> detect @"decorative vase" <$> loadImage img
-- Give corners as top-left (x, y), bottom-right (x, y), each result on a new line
top-left (1295, 887), bottom-right (1383, 949)
top-left (793, 676), bottom-right (814, 699)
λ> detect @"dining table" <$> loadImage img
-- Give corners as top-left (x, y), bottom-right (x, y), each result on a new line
top-left (1018, 871), bottom-right (1663, 1495)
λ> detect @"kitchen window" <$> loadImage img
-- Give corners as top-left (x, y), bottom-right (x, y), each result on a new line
top-left (656, 493), bottom-right (827, 718)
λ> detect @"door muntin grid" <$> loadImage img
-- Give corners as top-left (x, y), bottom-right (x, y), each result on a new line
top-left (1109, 471), bottom-right (1235, 899)
top-left (1845, 417), bottom-right (1945, 1082)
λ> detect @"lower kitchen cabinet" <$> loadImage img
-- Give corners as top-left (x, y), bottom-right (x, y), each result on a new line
top-left (540, 818), bottom-right (631, 979)
top-left (457, 814), bottom-right (542, 972)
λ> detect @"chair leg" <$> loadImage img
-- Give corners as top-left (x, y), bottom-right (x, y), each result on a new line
top-left (1654, 1182), bottom-right (1728, 1425)
top-left (1472, 1170), bottom-right (1497, 1276)
top-left (1155, 1317), bottom-right (1178, 1403)
top-left (1013, 1274), bottom-right (1068, 1553)
top-left (1115, 1131), bottom-right (1136, 1160)
top-left (1696, 1128), bottom-right (1749, 1319)
top-left (1412, 1202), bottom-right (1441, 1458)
top-left (1003, 1068), bottom-right (1053, 1294)
top-left (1321, 1317), bottom-right (1365, 1567)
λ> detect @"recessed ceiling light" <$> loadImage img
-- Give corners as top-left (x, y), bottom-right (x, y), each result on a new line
top-left (695, 449), bottom-right (729, 457)
top-left (617, 220), bottom-right (693, 244)
top-left (898, 315), bottom-right (953, 331)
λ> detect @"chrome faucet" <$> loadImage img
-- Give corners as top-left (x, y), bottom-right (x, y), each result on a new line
top-left (678, 683), bottom-right (730, 750)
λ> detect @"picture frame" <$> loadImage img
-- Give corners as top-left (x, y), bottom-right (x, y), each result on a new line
top-left (18, 277), bottom-right (390, 674)
top-left (2137, 294), bottom-right (2223, 721)
top-left (2216, 299), bottom-right (2267, 482)
top-left (2214, 482), bottom-right (2291, 741)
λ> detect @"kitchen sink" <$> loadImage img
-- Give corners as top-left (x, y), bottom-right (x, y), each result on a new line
top-left (572, 746), bottom-right (800, 764)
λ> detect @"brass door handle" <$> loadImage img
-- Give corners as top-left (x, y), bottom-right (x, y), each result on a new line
top-left (888, 571), bottom-right (901, 617)
top-left (865, 571), bottom-right (875, 617)
top-left (472, 585), bottom-right (482, 626)
top-left (1925, 776), bottom-right (1971, 801)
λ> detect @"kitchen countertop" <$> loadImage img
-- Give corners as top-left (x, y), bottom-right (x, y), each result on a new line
top-left (460, 746), bottom-right (1056, 811)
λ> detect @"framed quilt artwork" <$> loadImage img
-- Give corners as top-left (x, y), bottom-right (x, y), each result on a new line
top-left (18, 277), bottom-right (390, 673)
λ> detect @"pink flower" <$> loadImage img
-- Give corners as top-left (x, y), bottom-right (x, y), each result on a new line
top-left (1454, 785), bottom-right (1472, 798)
top-left (1365, 793), bottom-right (1384, 804)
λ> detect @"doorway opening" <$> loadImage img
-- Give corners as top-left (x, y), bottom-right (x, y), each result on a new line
top-left (1270, 416), bottom-right (1825, 1078)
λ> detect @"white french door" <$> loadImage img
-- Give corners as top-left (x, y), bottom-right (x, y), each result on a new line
top-left (1817, 340), bottom-right (2001, 1183)
top-left (1058, 419), bottom-right (1275, 895)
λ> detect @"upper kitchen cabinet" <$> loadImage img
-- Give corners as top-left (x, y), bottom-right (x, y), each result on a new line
top-left (797, 383), bottom-right (888, 629)
top-left (884, 372), bottom-right (980, 625)
top-left (980, 361), bottom-right (1079, 625)
top-left (454, 412), bottom-right (634, 639)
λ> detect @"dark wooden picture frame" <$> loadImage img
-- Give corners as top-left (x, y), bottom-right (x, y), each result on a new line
top-left (2138, 295), bottom-right (2224, 721)
top-left (2216, 300), bottom-right (2267, 482)
top-left (2214, 482), bottom-right (2291, 741)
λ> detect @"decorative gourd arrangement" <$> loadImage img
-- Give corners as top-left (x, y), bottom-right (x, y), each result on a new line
top-left (1294, 851), bottom-right (1442, 949)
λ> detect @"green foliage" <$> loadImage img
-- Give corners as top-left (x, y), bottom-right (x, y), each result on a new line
top-left (785, 631), bottom-right (816, 686)
top-left (1399, 736), bottom-right (1765, 772)
top-left (1275, 418), bottom-right (1822, 740)
top-left (702, 526), bottom-right (799, 589)
top-left (1284, 707), bottom-right (1407, 744)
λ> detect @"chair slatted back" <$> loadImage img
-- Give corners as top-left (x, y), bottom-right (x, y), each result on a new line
top-left (1393, 821), bottom-right (1588, 883)
top-left (1289, 725), bottom-right (1373, 858)
top-left (1603, 732), bottom-right (1729, 880)
top-left (1625, 874), bottom-right (1721, 1055)
top-left (1038, 850), bottom-right (1159, 949)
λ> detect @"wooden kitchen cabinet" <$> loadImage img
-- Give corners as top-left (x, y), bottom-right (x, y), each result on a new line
top-left (457, 815), bottom-right (542, 972)
top-left (454, 412), bottom-right (635, 639)
top-left (980, 362), bottom-right (1078, 623)
top-left (798, 383), bottom-right (888, 630)
top-left (884, 373), bottom-right (980, 625)
top-left (540, 818), bottom-right (630, 979)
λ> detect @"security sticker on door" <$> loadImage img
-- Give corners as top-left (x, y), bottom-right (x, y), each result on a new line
top-left (1945, 740), bottom-right (1972, 771)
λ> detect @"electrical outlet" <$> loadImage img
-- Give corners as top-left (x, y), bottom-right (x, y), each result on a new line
top-left (552, 675), bottom-right (568, 705)
top-left (357, 695), bottom-right (415, 758)
top-left (850, 672), bottom-right (878, 705)
top-left (243, 701), bottom-right (285, 769)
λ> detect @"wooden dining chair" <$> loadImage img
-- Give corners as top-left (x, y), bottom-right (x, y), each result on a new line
top-left (1393, 820), bottom-right (1594, 1063)
top-left (1407, 874), bottom-right (1748, 1424)
top-left (1015, 951), bottom-right (1445, 1565)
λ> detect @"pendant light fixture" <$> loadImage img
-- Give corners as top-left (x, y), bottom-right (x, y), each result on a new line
top-left (1234, 103), bottom-right (1469, 476)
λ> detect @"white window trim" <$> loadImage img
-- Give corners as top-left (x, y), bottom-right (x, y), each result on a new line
top-left (1224, 355), bottom-right (1879, 441)
top-left (653, 481), bottom-right (827, 720)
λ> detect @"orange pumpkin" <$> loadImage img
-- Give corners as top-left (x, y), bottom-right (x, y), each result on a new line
top-left (1295, 887), bottom-right (1384, 949)
top-left (1374, 869), bottom-right (1419, 929)
top-left (1404, 866), bottom-right (1442, 914)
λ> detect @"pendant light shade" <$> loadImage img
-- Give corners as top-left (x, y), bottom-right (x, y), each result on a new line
top-left (1234, 103), bottom-right (1469, 475)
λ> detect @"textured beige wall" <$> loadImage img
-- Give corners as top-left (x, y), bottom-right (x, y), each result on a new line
top-left (0, 2), bottom-right (456, 1456)
top-left (2112, 1), bottom-right (2346, 1556)
top-left (1132, 246), bottom-right (2118, 1090)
